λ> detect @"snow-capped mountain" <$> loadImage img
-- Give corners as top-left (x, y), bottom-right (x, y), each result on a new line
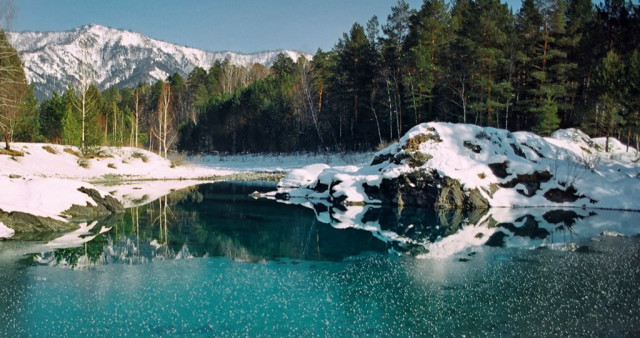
top-left (7, 24), bottom-right (309, 99)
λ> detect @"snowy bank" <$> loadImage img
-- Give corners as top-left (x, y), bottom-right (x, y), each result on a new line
top-left (271, 123), bottom-right (640, 211)
top-left (0, 143), bottom-right (231, 180)
top-left (0, 143), bottom-right (234, 237)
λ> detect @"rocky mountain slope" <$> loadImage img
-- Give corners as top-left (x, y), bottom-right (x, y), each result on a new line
top-left (7, 24), bottom-right (308, 99)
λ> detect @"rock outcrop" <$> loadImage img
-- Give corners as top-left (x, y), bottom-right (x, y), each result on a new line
top-left (271, 122), bottom-right (640, 211)
top-left (63, 187), bottom-right (125, 219)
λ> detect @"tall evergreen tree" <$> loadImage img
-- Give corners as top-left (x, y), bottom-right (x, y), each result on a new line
top-left (405, 0), bottom-right (452, 123)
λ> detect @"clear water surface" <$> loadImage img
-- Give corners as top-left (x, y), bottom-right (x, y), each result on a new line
top-left (0, 181), bottom-right (638, 337)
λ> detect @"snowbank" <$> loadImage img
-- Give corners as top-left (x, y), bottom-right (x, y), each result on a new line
top-left (272, 123), bottom-right (640, 211)
top-left (0, 143), bottom-right (231, 180)
top-left (0, 176), bottom-right (101, 221)
top-left (0, 221), bottom-right (14, 239)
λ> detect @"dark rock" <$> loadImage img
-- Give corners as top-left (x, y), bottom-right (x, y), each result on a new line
top-left (312, 182), bottom-right (329, 193)
top-left (371, 153), bottom-right (394, 166)
top-left (63, 187), bottom-right (125, 219)
top-left (543, 185), bottom-right (584, 203)
top-left (500, 171), bottom-right (552, 197)
top-left (365, 170), bottom-right (489, 209)
top-left (498, 215), bottom-right (550, 239)
top-left (488, 162), bottom-right (510, 179)
top-left (510, 143), bottom-right (527, 159)
top-left (463, 141), bottom-right (482, 153)
top-left (521, 143), bottom-right (546, 158)
top-left (311, 203), bottom-right (329, 213)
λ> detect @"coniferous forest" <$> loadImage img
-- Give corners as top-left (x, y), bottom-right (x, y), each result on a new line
top-left (2, 0), bottom-right (639, 156)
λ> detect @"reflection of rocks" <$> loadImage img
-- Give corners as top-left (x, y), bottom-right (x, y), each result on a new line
top-left (63, 187), bottom-right (125, 219)
top-left (542, 209), bottom-right (584, 227)
top-left (296, 199), bottom-right (633, 258)
top-left (364, 171), bottom-right (490, 209)
top-left (361, 206), bottom-right (488, 244)
top-left (0, 209), bottom-right (76, 239)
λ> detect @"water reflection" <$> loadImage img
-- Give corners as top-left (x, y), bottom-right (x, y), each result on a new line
top-left (286, 198), bottom-right (640, 258)
top-left (33, 182), bottom-right (389, 268)
top-left (6, 181), bottom-right (640, 268)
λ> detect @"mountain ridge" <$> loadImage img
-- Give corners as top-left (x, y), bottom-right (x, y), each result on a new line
top-left (7, 24), bottom-right (310, 99)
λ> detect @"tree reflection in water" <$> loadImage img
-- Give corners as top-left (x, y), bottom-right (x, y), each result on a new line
top-left (29, 181), bottom-right (639, 268)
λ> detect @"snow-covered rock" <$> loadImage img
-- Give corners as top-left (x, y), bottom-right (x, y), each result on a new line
top-left (7, 24), bottom-right (311, 99)
top-left (272, 122), bottom-right (640, 211)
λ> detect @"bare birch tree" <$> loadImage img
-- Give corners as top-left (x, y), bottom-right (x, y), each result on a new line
top-left (72, 37), bottom-right (96, 150)
top-left (0, 2), bottom-right (29, 151)
top-left (153, 82), bottom-right (177, 158)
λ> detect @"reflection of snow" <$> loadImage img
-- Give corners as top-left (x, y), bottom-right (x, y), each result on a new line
top-left (45, 221), bottom-right (102, 248)
top-left (289, 200), bottom-right (640, 258)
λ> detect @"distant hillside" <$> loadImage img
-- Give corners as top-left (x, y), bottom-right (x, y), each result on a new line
top-left (7, 24), bottom-right (310, 99)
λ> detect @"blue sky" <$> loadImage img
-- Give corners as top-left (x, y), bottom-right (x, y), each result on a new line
top-left (10, 0), bottom-right (522, 54)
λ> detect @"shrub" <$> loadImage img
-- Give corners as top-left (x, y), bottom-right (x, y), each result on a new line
top-left (0, 148), bottom-right (24, 157)
top-left (402, 132), bottom-right (441, 151)
top-left (64, 148), bottom-right (82, 158)
top-left (131, 152), bottom-right (149, 163)
top-left (170, 154), bottom-right (185, 168)
top-left (77, 158), bottom-right (90, 169)
top-left (408, 151), bottom-right (432, 168)
top-left (42, 145), bottom-right (58, 154)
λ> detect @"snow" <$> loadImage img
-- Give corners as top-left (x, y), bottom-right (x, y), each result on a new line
top-left (6, 24), bottom-right (312, 99)
top-left (0, 143), bottom-right (231, 180)
top-left (0, 176), bottom-right (99, 220)
top-left (273, 122), bottom-right (640, 211)
top-left (0, 142), bottom-right (372, 230)
top-left (419, 224), bottom-right (496, 259)
top-left (0, 221), bottom-right (15, 239)
top-left (278, 164), bottom-right (329, 189)
top-left (0, 143), bottom-right (231, 222)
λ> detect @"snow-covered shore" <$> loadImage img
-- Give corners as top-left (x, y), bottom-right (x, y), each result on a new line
top-left (0, 142), bottom-right (373, 239)
top-left (0, 144), bottom-right (232, 237)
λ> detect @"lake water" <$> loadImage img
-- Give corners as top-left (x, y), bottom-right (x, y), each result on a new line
top-left (1, 181), bottom-right (639, 336)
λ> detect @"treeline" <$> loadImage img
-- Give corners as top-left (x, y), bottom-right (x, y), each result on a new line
top-left (182, 0), bottom-right (640, 153)
top-left (2, 0), bottom-right (639, 155)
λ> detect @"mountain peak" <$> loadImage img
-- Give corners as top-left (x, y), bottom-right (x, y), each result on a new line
top-left (7, 25), bottom-right (310, 100)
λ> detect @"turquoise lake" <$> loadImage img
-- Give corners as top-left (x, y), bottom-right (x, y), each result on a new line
top-left (1, 181), bottom-right (639, 336)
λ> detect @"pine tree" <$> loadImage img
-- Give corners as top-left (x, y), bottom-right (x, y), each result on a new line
top-left (405, 0), bottom-right (452, 123)
top-left (534, 90), bottom-right (561, 135)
